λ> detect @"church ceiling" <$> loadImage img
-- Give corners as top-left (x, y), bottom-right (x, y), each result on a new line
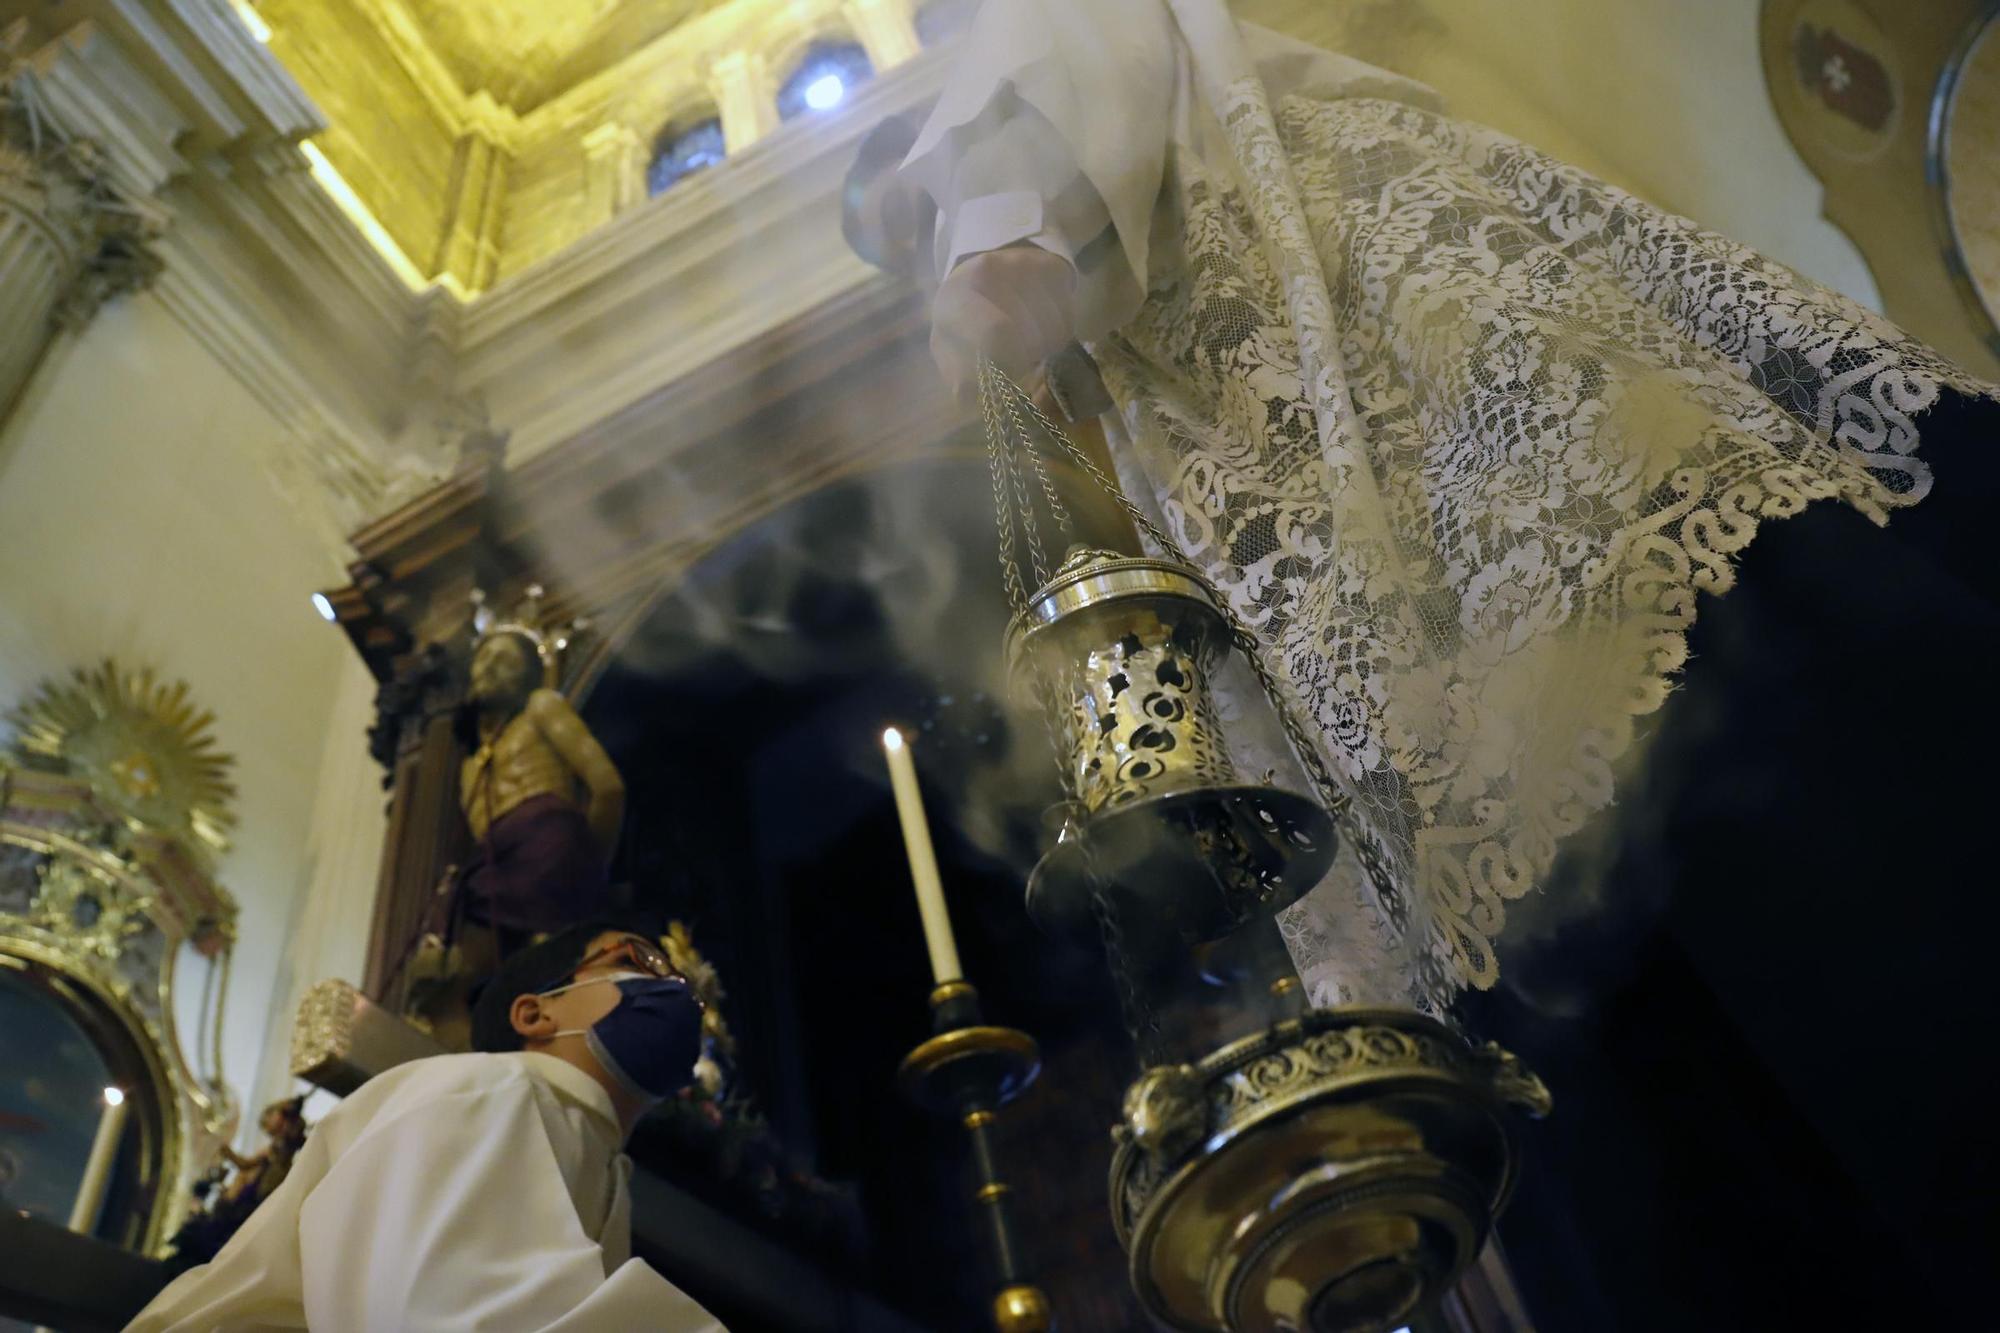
top-left (250, 0), bottom-right (817, 293)
top-left (399, 0), bottom-right (733, 112)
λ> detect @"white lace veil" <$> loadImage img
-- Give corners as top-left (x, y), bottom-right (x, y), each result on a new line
top-left (912, 0), bottom-right (1993, 1012)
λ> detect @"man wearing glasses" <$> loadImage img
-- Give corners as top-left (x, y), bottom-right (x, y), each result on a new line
top-left (129, 922), bottom-right (723, 1331)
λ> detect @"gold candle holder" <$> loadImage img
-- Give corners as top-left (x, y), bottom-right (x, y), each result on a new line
top-left (899, 981), bottom-right (1053, 1332)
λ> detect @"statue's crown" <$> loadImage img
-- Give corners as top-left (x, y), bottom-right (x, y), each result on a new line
top-left (470, 584), bottom-right (588, 690)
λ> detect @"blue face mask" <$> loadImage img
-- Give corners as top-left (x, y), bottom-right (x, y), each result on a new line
top-left (546, 971), bottom-right (703, 1101)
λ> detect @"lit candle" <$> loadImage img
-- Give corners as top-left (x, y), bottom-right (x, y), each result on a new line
top-left (882, 727), bottom-right (963, 984)
top-left (67, 1086), bottom-right (129, 1234)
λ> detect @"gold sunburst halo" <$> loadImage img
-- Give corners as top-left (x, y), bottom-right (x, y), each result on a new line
top-left (7, 659), bottom-right (238, 859)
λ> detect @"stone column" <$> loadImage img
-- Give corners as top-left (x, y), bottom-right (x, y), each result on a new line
top-left (0, 72), bottom-right (163, 423)
top-left (432, 93), bottom-right (510, 295)
top-left (844, 0), bottom-right (922, 71)
top-left (582, 122), bottom-right (646, 226)
top-left (708, 50), bottom-right (779, 155)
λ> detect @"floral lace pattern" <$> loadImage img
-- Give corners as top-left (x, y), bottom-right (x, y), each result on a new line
top-left (1093, 90), bottom-right (1989, 1009)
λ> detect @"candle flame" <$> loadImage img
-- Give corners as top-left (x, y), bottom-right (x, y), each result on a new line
top-left (882, 726), bottom-right (904, 751)
top-left (103, 1087), bottom-right (125, 1106)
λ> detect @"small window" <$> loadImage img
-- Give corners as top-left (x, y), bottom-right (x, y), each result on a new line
top-left (648, 116), bottom-right (726, 197)
top-left (776, 40), bottom-right (874, 121)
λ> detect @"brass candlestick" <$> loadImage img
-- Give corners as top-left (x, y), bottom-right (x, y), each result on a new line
top-left (898, 980), bottom-right (1052, 1332)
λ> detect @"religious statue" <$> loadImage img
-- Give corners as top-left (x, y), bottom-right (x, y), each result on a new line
top-left (165, 1096), bottom-right (308, 1273)
top-left (406, 586), bottom-right (624, 1044)
top-left (456, 589), bottom-right (624, 946)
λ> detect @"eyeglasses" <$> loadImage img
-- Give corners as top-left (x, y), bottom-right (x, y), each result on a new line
top-left (563, 936), bottom-right (684, 986)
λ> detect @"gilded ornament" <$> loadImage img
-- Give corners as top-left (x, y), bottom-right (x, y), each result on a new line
top-left (1108, 1007), bottom-right (1548, 1333)
top-left (22, 856), bottom-right (153, 964)
top-left (992, 1284), bottom-right (1054, 1333)
top-left (1121, 1063), bottom-right (1206, 1161)
top-left (2, 663), bottom-right (241, 1254)
top-left (8, 660), bottom-right (238, 862)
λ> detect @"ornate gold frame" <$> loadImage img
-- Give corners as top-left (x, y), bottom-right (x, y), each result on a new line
top-left (1, 771), bottom-right (237, 1255)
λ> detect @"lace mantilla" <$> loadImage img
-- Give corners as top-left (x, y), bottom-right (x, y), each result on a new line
top-left (1093, 90), bottom-right (1989, 1010)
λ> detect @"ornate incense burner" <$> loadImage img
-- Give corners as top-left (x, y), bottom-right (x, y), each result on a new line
top-left (975, 362), bottom-right (1548, 1333)
top-left (1009, 550), bottom-right (1335, 947)
top-left (1110, 1008), bottom-right (1548, 1332)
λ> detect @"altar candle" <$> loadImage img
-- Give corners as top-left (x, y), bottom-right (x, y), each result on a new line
top-left (67, 1086), bottom-right (129, 1234)
top-left (882, 727), bottom-right (963, 984)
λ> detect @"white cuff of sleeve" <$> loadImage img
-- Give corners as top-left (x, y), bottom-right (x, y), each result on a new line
top-left (945, 191), bottom-right (1077, 274)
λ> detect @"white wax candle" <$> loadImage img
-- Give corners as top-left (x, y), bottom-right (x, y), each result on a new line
top-left (67, 1087), bottom-right (129, 1234)
top-left (882, 727), bottom-right (963, 984)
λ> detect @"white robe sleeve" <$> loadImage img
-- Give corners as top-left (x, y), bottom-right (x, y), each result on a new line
top-left (900, 1), bottom-right (1440, 340)
top-left (901, 0), bottom-right (1178, 338)
top-left (297, 1085), bottom-right (720, 1332)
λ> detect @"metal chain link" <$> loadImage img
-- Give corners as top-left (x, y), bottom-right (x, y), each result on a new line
top-left (979, 361), bottom-right (1166, 1060)
top-left (1008, 441), bottom-right (1052, 589)
top-left (1087, 873), bottom-right (1166, 1064)
top-left (979, 368), bottom-right (1032, 614)
top-left (1022, 657), bottom-right (1160, 1059)
top-left (998, 374), bottom-right (1077, 543)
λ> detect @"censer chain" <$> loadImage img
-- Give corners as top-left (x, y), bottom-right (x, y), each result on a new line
top-left (998, 376), bottom-right (1418, 1006)
top-left (1088, 872), bottom-right (1166, 1064)
top-left (980, 365), bottom-right (1167, 1061)
top-left (979, 365), bottom-right (1033, 613)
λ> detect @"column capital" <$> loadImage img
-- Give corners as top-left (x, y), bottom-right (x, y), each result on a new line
top-left (843, 0), bottom-right (922, 72)
top-left (3, 52), bottom-right (170, 322)
top-left (703, 47), bottom-right (767, 88)
top-left (705, 48), bottom-right (779, 154)
top-left (581, 120), bottom-right (645, 159)
top-left (582, 121), bottom-right (647, 224)
top-left (0, 62), bottom-right (168, 423)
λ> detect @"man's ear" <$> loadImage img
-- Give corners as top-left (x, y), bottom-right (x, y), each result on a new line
top-left (510, 992), bottom-right (559, 1044)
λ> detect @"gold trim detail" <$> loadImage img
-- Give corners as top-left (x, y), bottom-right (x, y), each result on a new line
top-left (290, 978), bottom-right (359, 1076)
top-left (928, 979), bottom-right (976, 1008)
top-left (899, 1025), bottom-right (1039, 1080)
top-left (0, 816), bottom-right (237, 1254)
top-left (992, 1284), bottom-right (1054, 1333)
top-left (7, 660), bottom-right (238, 864)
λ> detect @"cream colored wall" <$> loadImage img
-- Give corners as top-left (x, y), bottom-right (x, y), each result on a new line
top-left (1243, 0), bottom-right (1881, 307)
top-left (0, 295), bottom-right (379, 1140)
